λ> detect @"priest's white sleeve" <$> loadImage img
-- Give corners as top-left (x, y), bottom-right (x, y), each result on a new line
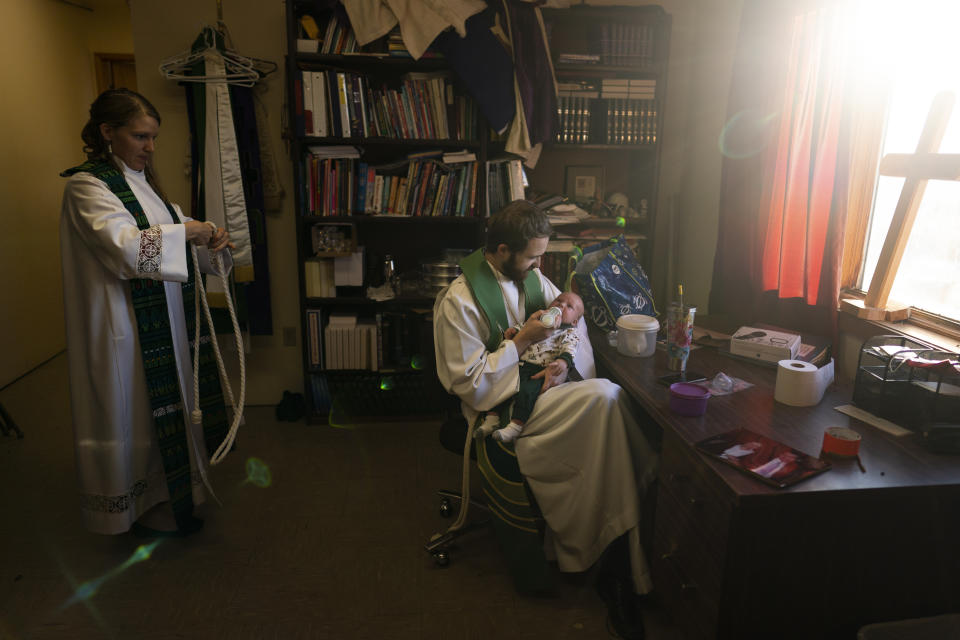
top-left (434, 279), bottom-right (522, 413)
top-left (63, 174), bottom-right (187, 282)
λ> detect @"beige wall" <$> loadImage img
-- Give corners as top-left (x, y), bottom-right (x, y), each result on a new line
top-left (653, 0), bottom-right (743, 315)
top-left (130, 0), bottom-right (302, 405)
top-left (589, 0), bottom-right (744, 313)
top-left (0, 0), bottom-right (133, 388)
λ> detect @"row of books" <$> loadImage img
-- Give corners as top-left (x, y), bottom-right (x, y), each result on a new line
top-left (306, 311), bottom-right (432, 372)
top-left (385, 28), bottom-right (443, 59)
top-left (485, 158), bottom-right (526, 217)
top-left (300, 149), bottom-right (482, 217)
top-left (554, 24), bottom-right (657, 68)
top-left (556, 98), bottom-right (658, 145)
top-left (294, 70), bottom-right (479, 141)
top-left (558, 78), bottom-right (656, 100)
top-left (599, 23), bottom-right (657, 67)
top-left (298, 13), bottom-right (358, 55)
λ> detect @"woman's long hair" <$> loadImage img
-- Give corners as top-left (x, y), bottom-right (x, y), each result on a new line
top-left (81, 88), bottom-right (169, 203)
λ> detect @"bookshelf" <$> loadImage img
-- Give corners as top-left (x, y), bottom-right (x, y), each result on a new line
top-left (285, 3), bottom-right (489, 423)
top-left (530, 4), bottom-right (671, 278)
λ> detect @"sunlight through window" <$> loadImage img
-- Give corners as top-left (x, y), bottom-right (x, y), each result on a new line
top-left (856, 0), bottom-right (960, 321)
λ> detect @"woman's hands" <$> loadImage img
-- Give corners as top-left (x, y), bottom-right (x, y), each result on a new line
top-left (208, 226), bottom-right (233, 252)
top-left (184, 221), bottom-right (234, 252)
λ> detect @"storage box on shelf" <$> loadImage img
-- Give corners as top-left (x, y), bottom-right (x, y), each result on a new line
top-left (286, 2), bottom-right (490, 422)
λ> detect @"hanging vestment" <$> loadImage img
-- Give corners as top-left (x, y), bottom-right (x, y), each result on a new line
top-left (343, 0), bottom-right (486, 60)
top-left (229, 85), bottom-right (272, 334)
top-left (434, 257), bottom-right (657, 594)
top-left (181, 28), bottom-right (254, 287)
top-left (432, 8), bottom-right (517, 135)
top-left (502, 0), bottom-right (557, 148)
top-left (60, 157), bottom-right (231, 534)
top-left (182, 26), bottom-right (274, 334)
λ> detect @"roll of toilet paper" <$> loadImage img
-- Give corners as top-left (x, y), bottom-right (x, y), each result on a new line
top-left (774, 358), bottom-right (835, 406)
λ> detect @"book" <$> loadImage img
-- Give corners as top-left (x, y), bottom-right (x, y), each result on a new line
top-left (310, 71), bottom-right (328, 136)
top-left (695, 428), bottom-right (831, 489)
top-left (301, 71), bottom-right (314, 135)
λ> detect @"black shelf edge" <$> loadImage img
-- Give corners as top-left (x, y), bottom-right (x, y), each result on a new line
top-left (546, 143), bottom-right (658, 151)
top-left (299, 215), bottom-right (485, 223)
top-left (305, 296), bottom-right (438, 307)
top-left (554, 64), bottom-right (662, 76)
top-left (294, 53), bottom-right (450, 70)
top-left (299, 136), bottom-right (481, 149)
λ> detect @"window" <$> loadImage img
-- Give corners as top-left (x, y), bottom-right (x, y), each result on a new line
top-left (843, 0), bottom-right (960, 326)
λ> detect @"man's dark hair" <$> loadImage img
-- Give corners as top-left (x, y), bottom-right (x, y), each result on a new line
top-left (485, 200), bottom-right (552, 253)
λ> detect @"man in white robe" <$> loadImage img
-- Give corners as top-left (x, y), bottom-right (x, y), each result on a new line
top-left (434, 202), bottom-right (658, 604)
top-left (60, 156), bottom-right (231, 535)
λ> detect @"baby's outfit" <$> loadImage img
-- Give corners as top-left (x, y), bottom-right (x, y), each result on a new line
top-left (476, 326), bottom-right (579, 442)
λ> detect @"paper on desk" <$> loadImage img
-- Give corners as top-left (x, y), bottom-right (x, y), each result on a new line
top-left (833, 404), bottom-right (912, 437)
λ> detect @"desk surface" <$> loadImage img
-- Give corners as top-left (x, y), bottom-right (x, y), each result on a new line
top-left (593, 329), bottom-right (960, 637)
top-left (591, 331), bottom-right (960, 499)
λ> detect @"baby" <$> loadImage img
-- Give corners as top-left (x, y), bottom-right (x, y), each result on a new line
top-left (476, 291), bottom-right (585, 443)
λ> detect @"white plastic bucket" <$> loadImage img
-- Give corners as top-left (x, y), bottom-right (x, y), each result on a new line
top-left (616, 314), bottom-right (660, 358)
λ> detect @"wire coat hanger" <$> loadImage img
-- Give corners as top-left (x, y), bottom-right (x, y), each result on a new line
top-left (159, 2), bottom-right (274, 87)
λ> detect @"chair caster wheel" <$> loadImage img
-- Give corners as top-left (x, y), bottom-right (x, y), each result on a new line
top-left (433, 550), bottom-right (450, 567)
top-left (439, 497), bottom-right (453, 518)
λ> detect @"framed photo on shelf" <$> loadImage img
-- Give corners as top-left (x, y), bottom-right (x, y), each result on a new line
top-left (565, 165), bottom-right (605, 201)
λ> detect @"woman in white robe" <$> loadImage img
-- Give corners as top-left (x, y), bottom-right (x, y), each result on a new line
top-left (60, 89), bottom-right (232, 535)
top-left (434, 245), bottom-right (659, 595)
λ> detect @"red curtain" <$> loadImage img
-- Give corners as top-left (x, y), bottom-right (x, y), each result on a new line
top-left (710, 0), bottom-right (851, 338)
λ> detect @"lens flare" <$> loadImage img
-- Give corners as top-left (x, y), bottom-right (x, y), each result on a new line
top-left (615, 216), bottom-right (626, 228)
top-left (718, 109), bottom-right (777, 159)
top-left (61, 541), bottom-right (161, 609)
top-left (245, 457), bottom-right (272, 488)
top-left (410, 355), bottom-right (424, 370)
top-left (380, 376), bottom-right (395, 391)
top-left (327, 399), bottom-right (354, 429)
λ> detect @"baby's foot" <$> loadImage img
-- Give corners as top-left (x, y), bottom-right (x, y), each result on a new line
top-left (492, 422), bottom-right (524, 443)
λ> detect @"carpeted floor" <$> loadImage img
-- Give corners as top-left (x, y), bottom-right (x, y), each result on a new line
top-left (0, 353), bottom-right (680, 639)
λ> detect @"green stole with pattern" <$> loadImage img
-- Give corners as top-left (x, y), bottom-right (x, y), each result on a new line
top-left (459, 249), bottom-right (556, 594)
top-left (61, 160), bottom-right (229, 529)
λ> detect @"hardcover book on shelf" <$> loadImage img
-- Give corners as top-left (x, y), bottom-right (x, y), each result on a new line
top-left (696, 428), bottom-right (831, 489)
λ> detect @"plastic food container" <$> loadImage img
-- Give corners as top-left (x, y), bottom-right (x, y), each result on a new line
top-left (616, 314), bottom-right (660, 358)
top-left (669, 382), bottom-right (711, 416)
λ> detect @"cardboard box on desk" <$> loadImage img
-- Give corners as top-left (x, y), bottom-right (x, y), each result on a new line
top-left (730, 326), bottom-right (801, 363)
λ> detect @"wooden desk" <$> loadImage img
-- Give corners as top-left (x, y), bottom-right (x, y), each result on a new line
top-left (592, 334), bottom-right (960, 639)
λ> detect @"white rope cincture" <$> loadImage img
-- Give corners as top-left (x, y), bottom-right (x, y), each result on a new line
top-left (190, 222), bottom-right (246, 469)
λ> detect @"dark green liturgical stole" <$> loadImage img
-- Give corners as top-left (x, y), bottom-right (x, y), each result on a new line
top-left (459, 249), bottom-right (557, 595)
top-left (61, 160), bottom-right (229, 529)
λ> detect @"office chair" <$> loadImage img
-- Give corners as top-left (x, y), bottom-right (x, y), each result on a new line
top-left (424, 393), bottom-right (491, 567)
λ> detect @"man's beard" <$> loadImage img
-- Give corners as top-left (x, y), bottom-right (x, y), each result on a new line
top-left (503, 252), bottom-right (530, 283)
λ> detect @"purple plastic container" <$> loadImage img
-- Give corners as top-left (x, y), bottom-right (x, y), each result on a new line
top-left (669, 382), bottom-right (711, 416)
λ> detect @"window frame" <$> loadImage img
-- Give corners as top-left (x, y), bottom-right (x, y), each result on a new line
top-left (840, 90), bottom-right (960, 337)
